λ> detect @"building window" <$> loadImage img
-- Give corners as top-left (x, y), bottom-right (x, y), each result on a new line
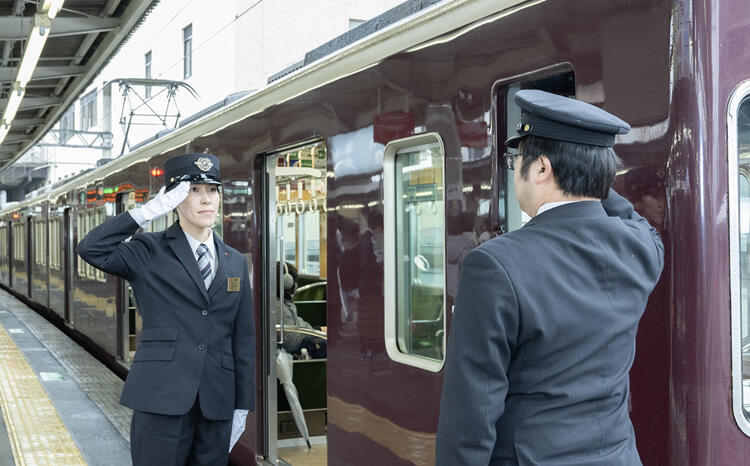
top-left (183, 24), bottom-right (192, 79)
top-left (384, 133), bottom-right (446, 372)
top-left (144, 50), bottom-right (152, 98)
top-left (80, 90), bottom-right (97, 131)
top-left (60, 107), bottom-right (74, 143)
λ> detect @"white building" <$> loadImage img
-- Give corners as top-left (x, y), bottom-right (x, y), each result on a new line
top-left (24, 0), bottom-right (403, 195)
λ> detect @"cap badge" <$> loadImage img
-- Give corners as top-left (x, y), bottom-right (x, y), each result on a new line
top-left (194, 157), bottom-right (213, 172)
top-left (523, 124), bottom-right (531, 132)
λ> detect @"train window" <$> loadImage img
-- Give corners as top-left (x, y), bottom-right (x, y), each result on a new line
top-left (272, 141), bottom-right (327, 275)
top-left (34, 219), bottom-right (40, 265)
top-left (500, 70), bottom-right (575, 232)
top-left (36, 218), bottom-right (46, 267)
top-left (87, 211), bottom-right (97, 279)
top-left (299, 208), bottom-right (320, 275)
top-left (13, 223), bottom-right (25, 262)
top-left (35, 217), bottom-right (47, 267)
top-left (35, 220), bottom-right (41, 265)
top-left (384, 133), bottom-right (446, 372)
top-left (730, 84), bottom-right (750, 436)
top-left (0, 226), bottom-right (6, 262)
top-left (95, 208), bottom-right (107, 281)
top-left (77, 211), bottom-right (89, 277)
top-left (49, 219), bottom-right (58, 270)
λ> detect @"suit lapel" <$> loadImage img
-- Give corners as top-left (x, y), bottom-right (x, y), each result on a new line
top-left (166, 222), bottom-right (209, 302)
top-left (208, 232), bottom-right (227, 297)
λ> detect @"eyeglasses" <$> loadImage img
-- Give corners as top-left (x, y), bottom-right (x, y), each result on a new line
top-left (503, 152), bottom-right (536, 170)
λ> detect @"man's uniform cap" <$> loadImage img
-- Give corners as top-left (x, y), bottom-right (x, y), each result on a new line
top-left (164, 153), bottom-right (221, 189)
top-left (505, 90), bottom-right (630, 148)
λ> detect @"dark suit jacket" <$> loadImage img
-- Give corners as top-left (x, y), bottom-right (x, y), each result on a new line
top-left (436, 190), bottom-right (664, 465)
top-left (77, 212), bottom-right (255, 420)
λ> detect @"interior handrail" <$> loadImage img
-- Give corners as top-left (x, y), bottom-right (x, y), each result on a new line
top-left (274, 325), bottom-right (328, 341)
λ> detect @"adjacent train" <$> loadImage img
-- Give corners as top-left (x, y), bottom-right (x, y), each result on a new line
top-left (0, 0), bottom-right (748, 464)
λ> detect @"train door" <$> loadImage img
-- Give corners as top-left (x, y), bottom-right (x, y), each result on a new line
top-left (263, 141), bottom-right (328, 464)
top-left (63, 208), bottom-right (72, 324)
top-left (26, 216), bottom-right (32, 297)
top-left (498, 68), bottom-right (576, 232)
top-left (115, 191), bottom-right (139, 364)
top-left (8, 218), bottom-right (13, 291)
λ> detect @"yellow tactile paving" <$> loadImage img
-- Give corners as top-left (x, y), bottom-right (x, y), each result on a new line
top-left (0, 325), bottom-right (86, 466)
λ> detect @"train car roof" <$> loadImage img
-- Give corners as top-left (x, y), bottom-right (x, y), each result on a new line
top-left (0, 0), bottom-right (535, 216)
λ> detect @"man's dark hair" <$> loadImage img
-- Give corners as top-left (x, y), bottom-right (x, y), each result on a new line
top-left (518, 136), bottom-right (621, 199)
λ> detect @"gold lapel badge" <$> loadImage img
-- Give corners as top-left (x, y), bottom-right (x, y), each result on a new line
top-left (227, 277), bottom-right (241, 292)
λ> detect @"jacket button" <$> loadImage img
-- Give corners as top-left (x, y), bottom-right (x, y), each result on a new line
top-left (198, 344), bottom-right (206, 351)
top-left (201, 310), bottom-right (208, 316)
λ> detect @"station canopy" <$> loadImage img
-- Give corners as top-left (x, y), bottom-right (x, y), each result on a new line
top-left (0, 0), bottom-right (158, 169)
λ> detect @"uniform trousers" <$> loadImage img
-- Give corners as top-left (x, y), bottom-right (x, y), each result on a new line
top-left (130, 396), bottom-right (231, 466)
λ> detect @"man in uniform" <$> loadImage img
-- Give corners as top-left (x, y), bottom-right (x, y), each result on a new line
top-left (435, 90), bottom-right (664, 465)
top-left (78, 153), bottom-right (254, 465)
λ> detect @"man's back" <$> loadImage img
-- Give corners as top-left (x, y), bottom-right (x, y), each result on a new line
top-left (436, 191), bottom-right (663, 465)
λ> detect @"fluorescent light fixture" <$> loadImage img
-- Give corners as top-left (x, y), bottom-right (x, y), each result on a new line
top-left (0, 124), bottom-right (9, 144)
top-left (16, 14), bottom-right (51, 87)
top-left (2, 84), bottom-right (25, 124)
top-left (42, 0), bottom-right (64, 19)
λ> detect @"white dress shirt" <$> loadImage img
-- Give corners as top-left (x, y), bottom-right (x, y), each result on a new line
top-left (536, 200), bottom-right (600, 216)
top-left (183, 230), bottom-right (217, 288)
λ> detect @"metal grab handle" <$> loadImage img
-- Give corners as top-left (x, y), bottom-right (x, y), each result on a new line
top-left (274, 325), bottom-right (327, 341)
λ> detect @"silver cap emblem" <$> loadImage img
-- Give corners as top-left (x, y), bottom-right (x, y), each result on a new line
top-left (194, 157), bottom-right (213, 172)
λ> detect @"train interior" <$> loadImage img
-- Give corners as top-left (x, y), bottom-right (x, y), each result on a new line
top-left (266, 141), bottom-right (329, 463)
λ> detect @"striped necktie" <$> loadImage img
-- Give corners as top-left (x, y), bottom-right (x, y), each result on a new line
top-left (196, 244), bottom-right (212, 288)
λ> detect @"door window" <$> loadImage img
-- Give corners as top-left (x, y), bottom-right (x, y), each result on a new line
top-left (384, 133), bottom-right (446, 371)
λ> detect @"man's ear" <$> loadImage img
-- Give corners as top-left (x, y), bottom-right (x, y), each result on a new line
top-left (536, 154), bottom-right (553, 184)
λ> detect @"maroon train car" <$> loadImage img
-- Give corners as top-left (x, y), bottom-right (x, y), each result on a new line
top-left (1, 0), bottom-right (750, 464)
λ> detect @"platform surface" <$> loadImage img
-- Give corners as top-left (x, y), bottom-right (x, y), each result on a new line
top-left (0, 289), bottom-right (131, 465)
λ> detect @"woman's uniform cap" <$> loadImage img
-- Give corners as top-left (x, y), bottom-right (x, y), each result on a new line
top-left (164, 153), bottom-right (221, 189)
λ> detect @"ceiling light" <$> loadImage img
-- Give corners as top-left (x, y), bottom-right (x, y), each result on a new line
top-left (42, 0), bottom-right (65, 19)
top-left (2, 84), bottom-right (25, 125)
top-left (16, 14), bottom-right (52, 87)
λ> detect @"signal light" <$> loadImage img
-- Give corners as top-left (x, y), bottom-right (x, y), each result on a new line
top-left (151, 168), bottom-right (163, 177)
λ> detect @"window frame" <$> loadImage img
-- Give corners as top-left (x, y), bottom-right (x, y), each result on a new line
top-left (183, 24), bottom-right (193, 79)
top-left (383, 132), bottom-right (447, 372)
top-left (80, 89), bottom-right (97, 131)
top-left (13, 223), bottom-right (25, 262)
top-left (60, 107), bottom-right (74, 143)
top-left (729, 79), bottom-right (750, 437)
top-left (49, 218), bottom-right (58, 270)
top-left (95, 208), bottom-right (107, 281)
top-left (144, 50), bottom-right (152, 98)
top-left (77, 211), bottom-right (87, 277)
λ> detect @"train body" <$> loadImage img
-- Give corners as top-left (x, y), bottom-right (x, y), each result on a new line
top-left (1, 0), bottom-right (749, 464)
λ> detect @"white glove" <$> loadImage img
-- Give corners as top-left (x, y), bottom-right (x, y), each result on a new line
top-left (229, 409), bottom-right (248, 452)
top-left (129, 181), bottom-right (190, 228)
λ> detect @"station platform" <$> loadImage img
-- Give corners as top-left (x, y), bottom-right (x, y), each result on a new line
top-left (0, 289), bottom-right (131, 465)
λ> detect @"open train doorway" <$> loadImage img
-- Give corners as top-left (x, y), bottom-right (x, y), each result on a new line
top-left (115, 191), bottom-right (141, 365)
top-left (263, 141), bottom-right (328, 465)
